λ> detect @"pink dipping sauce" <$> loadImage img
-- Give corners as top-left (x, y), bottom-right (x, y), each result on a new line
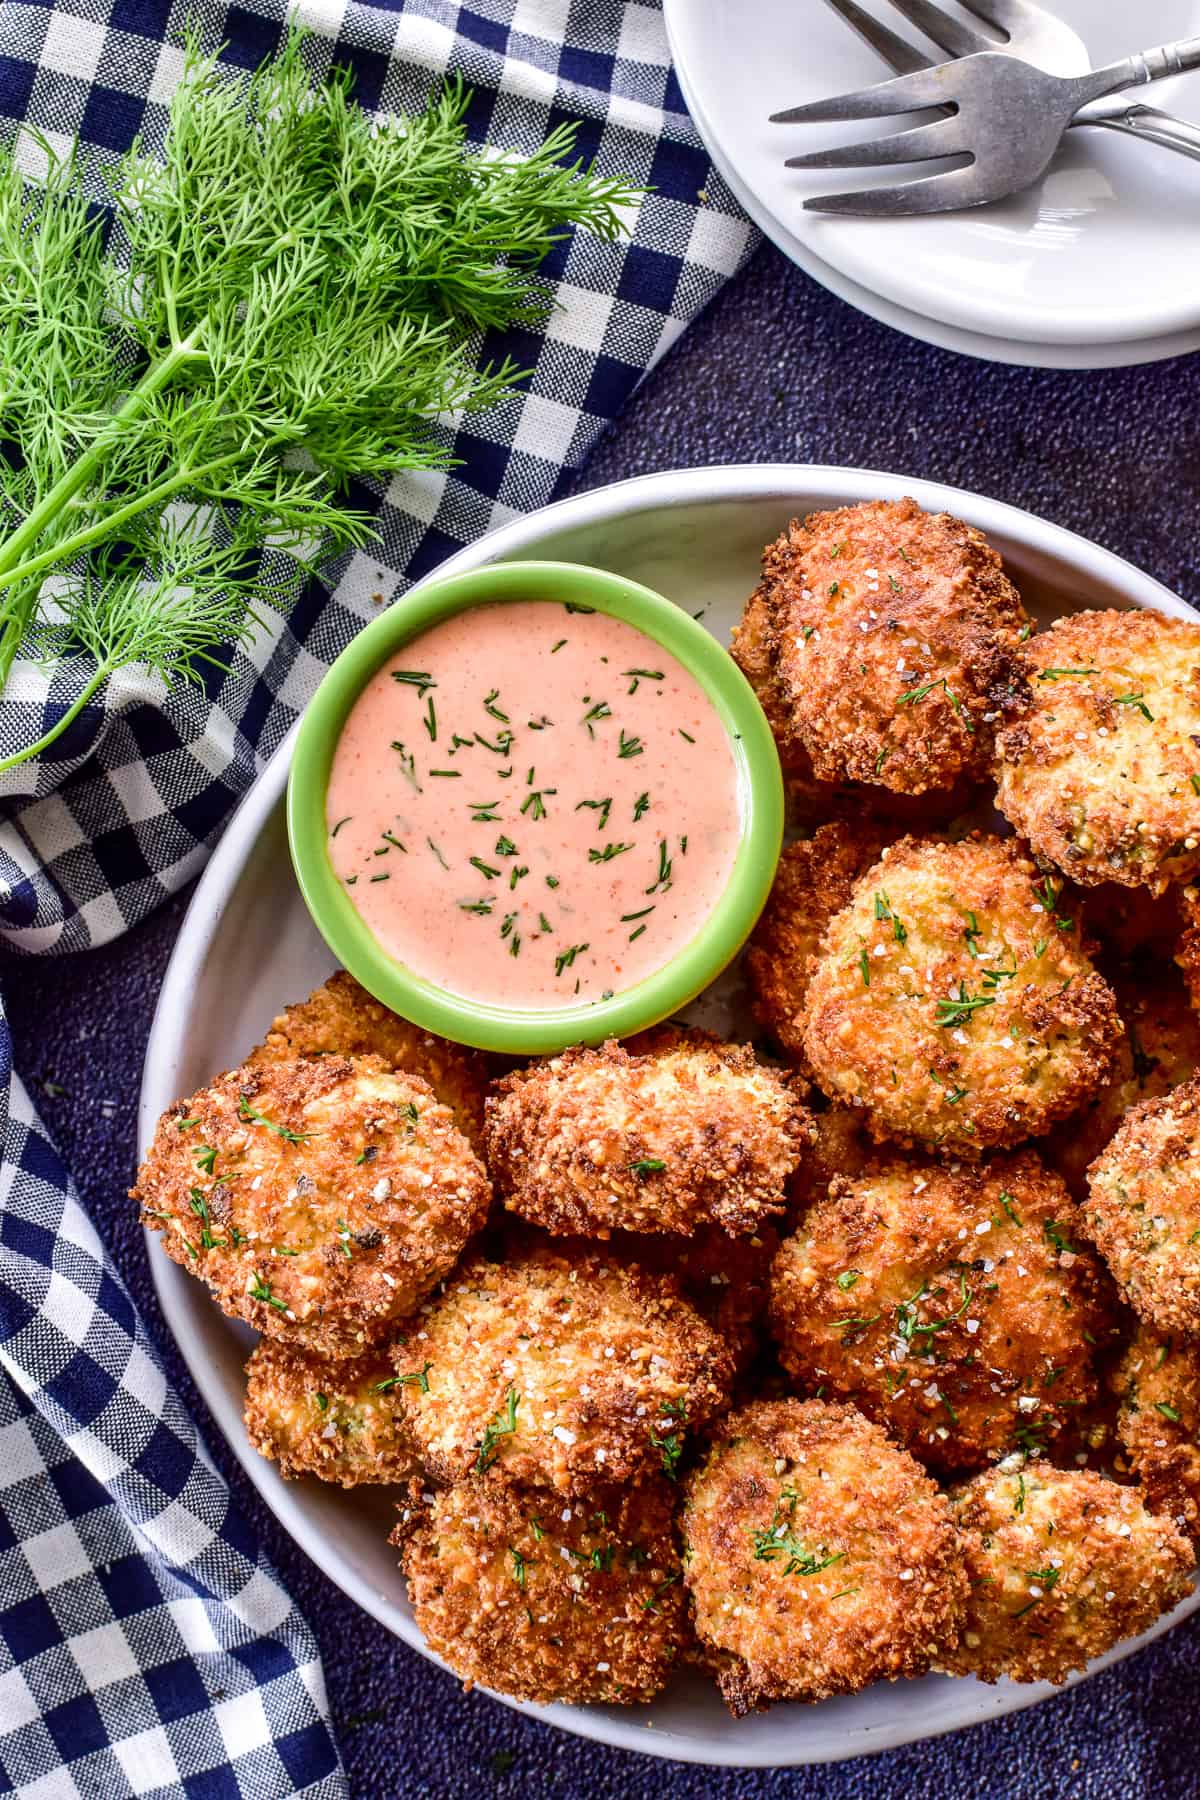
top-left (326, 600), bottom-right (743, 1009)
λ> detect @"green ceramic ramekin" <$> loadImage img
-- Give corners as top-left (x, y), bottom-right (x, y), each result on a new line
top-left (287, 559), bottom-right (783, 1054)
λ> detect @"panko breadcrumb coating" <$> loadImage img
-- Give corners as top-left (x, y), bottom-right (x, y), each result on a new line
top-left (485, 1033), bottom-right (810, 1238)
top-left (248, 970), bottom-right (488, 1148)
top-left (745, 821), bottom-right (887, 1065)
top-left (768, 1151), bottom-right (1110, 1475)
top-left (801, 835), bottom-right (1122, 1154)
top-left (945, 1459), bottom-right (1193, 1684)
top-left (394, 1478), bottom-right (685, 1704)
top-left (730, 582), bottom-right (810, 771)
top-left (1087, 1075), bottom-right (1200, 1336)
top-left (736, 499), bottom-right (1027, 797)
top-left (243, 1339), bottom-right (420, 1486)
top-left (1113, 1325), bottom-right (1200, 1551)
top-left (1045, 979), bottom-right (1200, 1198)
top-left (995, 610), bottom-right (1200, 893)
top-left (682, 1399), bottom-right (967, 1715)
top-left (391, 1243), bottom-right (732, 1492)
top-left (134, 1055), bottom-right (490, 1353)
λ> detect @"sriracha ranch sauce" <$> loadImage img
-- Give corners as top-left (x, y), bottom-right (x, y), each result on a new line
top-left (326, 600), bottom-right (743, 1008)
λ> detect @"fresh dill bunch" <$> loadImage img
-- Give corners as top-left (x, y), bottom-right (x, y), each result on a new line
top-left (0, 28), bottom-right (640, 769)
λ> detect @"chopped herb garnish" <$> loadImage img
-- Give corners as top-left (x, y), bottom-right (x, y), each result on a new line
top-left (555, 942), bottom-right (589, 977)
top-left (617, 730), bottom-right (643, 759)
top-left (751, 1487), bottom-right (845, 1579)
top-left (935, 983), bottom-right (996, 1029)
top-left (483, 688), bottom-right (509, 722)
top-left (678, 728), bottom-right (695, 744)
top-left (624, 668), bottom-right (664, 694)
top-left (426, 837), bottom-right (449, 869)
top-left (329, 817), bottom-right (352, 838)
top-left (237, 1097), bottom-right (314, 1144)
top-left (588, 841), bottom-right (634, 864)
top-left (1155, 1401), bottom-right (1182, 1422)
top-left (374, 1362), bottom-right (433, 1395)
top-left (520, 788), bottom-right (555, 820)
top-left (646, 840), bottom-right (673, 896)
top-left (874, 889), bottom-right (907, 944)
top-left (1114, 690), bottom-right (1154, 722)
top-left (391, 670), bottom-right (435, 694)
top-left (630, 1157), bottom-right (666, 1178)
top-left (999, 1191), bottom-right (1022, 1227)
top-left (836, 1270), bottom-right (861, 1291)
top-left (897, 676), bottom-right (974, 732)
top-left (509, 1546), bottom-right (533, 1587)
top-left (193, 1144), bottom-right (217, 1175)
top-left (423, 696), bottom-right (437, 741)
top-left (1043, 1219), bottom-right (1076, 1256)
top-left (581, 702), bottom-right (611, 737)
top-left (575, 796), bottom-right (613, 831)
top-left (1037, 667), bottom-right (1100, 682)
top-left (859, 947), bottom-right (870, 987)
top-left (495, 835), bottom-right (518, 857)
top-left (633, 792), bottom-right (650, 822)
top-left (248, 1273), bottom-right (289, 1314)
top-left (470, 801), bottom-right (500, 822)
top-left (476, 1387), bottom-right (520, 1473)
top-left (551, 638), bottom-right (567, 653)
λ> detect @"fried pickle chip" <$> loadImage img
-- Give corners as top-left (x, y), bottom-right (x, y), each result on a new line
top-left (485, 1033), bottom-right (809, 1238)
top-left (394, 1478), bottom-right (685, 1704)
top-left (391, 1243), bottom-right (732, 1493)
top-left (801, 835), bottom-right (1121, 1154)
top-left (769, 1150), bottom-right (1110, 1475)
top-left (682, 1399), bottom-right (967, 1714)
top-left (945, 1459), bottom-right (1193, 1684)
top-left (134, 1055), bottom-right (490, 1353)
top-left (1113, 1324), bottom-right (1200, 1552)
top-left (1045, 978), bottom-right (1200, 1198)
top-left (243, 1339), bottom-right (420, 1486)
top-left (744, 821), bottom-right (888, 1066)
top-left (248, 970), bottom-right (488, 1148)
top-left (996, 610), bottom-right (1200, 893)
top-left (1087, 1075), bottom-right (1200, 1336)
top-left (735, 499), bottom-right (1026, 797)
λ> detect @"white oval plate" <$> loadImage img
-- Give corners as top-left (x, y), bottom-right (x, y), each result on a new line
top-left (140, 465), bottom-right (1198, 1767)
top-left (665, 0), bottom-right (1200, 367)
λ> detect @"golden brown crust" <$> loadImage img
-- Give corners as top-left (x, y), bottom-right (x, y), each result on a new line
top-left (995, 610), bottom-right (1200, 892)
top-left (392, 1243), bottom-right (732, 1493)
top-left (395, 1478), bottom-right (685, 1704)
top-left (243, 1339), bottom-right (421, 1486)
top-left (485, 1033), bottom-right (810, 1238)
top-left (744, 822), bottom-right (889, 1066)
top-left (1044, 978), bottom-right (1200, 1199)
top-left (133, 1056), bottom-right (491, 1354)
top-left (1112, 1324), bottom-right (1200, 1553)
top-left (737, 499), bottom-right (1027, 798)
top-left (1087, 1075), bottom-right (1200, 1336)
top-left (768, 1151), bottom-right (1110, 1475)
top-left (945, 1459), bottom-right (1193, 1684)
top-left (682, 1399), bottom-right (967, 1714)
top-left (248, 970), bottom-right (488, 1149)
top-left (730, 583), bottom-right (812, 772)
top-left (801, 835), bottom-right (1122, 1155)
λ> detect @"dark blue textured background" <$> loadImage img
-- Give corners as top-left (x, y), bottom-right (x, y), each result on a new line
top-left (7, 246), bottom-right (1200, 1799)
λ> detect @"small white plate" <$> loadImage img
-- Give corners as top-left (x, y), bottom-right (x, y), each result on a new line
top-left (665, 0), bottom-right (1200, 365)
top-left (139, 466), bottom-right (1198, 1767)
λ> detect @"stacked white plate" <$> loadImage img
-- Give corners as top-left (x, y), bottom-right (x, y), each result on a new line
top-left (664, 0), bottom-right (1200, 368)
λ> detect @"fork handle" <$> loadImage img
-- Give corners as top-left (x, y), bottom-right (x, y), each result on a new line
top-left (1078, 100), bottom-right (1200, 164)
top-left (1075, 37), bottom-right (1200, 107)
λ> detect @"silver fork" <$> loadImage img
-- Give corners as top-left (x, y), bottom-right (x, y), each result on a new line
top-left (771, 33), bottom-right (1200, 215)
top-left (823, 0), bottom-right (1200, 161)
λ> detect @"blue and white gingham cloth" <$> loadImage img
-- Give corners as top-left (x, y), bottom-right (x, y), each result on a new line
top-left (0, 1), bottom-right (756, 1792)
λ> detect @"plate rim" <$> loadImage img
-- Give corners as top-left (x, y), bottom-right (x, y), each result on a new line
top-left (139, 462), bottom-right (1197, 1768)
top-left (662, 0), bottom-right (1200, 370)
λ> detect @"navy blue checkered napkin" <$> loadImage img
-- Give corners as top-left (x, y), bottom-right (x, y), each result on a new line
top-left (0, 1), bottom-right (755, 1792)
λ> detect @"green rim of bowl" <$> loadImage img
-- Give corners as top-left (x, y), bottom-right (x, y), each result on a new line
top-left (287, 559), bottom-right (783, 1053)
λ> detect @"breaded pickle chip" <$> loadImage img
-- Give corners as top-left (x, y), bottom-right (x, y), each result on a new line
top-left (1113, 1325), bottom-right (1200, 1553)
top-left (248, 969), bottom-right (487, 1148)
top-left (134, 1055), bottom-right (490, 1353)
top-left (801, 835), bottom-right (1121, 1154)
top-left (391, 1243), bottom-right (732, 1493)
top-left (486, 1033), bottom-right (809, 1237)
top-left (745, 821), bottom-right (888, 1066)
top-left (1045, 978), bottom-right (1200, 1199)
top-left (244, 1339), bottom-right (420, 1486)
top-left (682, 1399), bottom-right (967, 1714)
top-left (996, 610), bottom-right (1200, 892)
top-left (1087, 1075), bottom-right (1200, 1337)
top-left (946, 1459), bottom-right (1192, 1684)
top-left (735, 499), bottom-right (1026, 797)
top-left (394, 1478), bottom-right (685, 1704)
top-left (768, 1151), bottom-right (1110, 1475)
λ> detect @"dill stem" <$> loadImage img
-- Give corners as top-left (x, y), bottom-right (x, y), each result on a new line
top-left (0, 659), bottom-right (110, 771)
top-left (0, 329), bottom-right (207, 682)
